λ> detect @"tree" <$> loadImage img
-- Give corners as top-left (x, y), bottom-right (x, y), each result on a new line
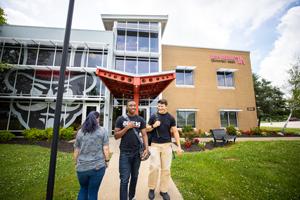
top-left (253, 73), bottom-right (287, 127)
top-left (282, 57), bottom-right (300, 132)
top-left (0, 7), bottom-right (7, 25)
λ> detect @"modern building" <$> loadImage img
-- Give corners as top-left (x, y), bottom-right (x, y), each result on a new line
top-left (0, 14), bottom-right (257, 134)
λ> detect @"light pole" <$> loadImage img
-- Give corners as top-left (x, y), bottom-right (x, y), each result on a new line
top-left (46, 0), bottom-right (75, 199)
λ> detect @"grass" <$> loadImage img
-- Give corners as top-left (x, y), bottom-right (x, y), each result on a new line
top-left (172, 141), bottom-right (300, 200)
top-left (0, 144), bottom-right (78, 200)
top-left (260, 127), bottom-right (300, 134)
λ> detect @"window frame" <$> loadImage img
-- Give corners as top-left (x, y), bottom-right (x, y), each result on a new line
top-left (176, 109), bottom-right (197, 128)
top-left (219, 111), bottom-right (238, 128)
top-left (175, 66), bottom-right (195, 87)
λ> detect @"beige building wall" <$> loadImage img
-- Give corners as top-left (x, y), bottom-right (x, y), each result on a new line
top-left (162, 45), bottom-right (257, 131)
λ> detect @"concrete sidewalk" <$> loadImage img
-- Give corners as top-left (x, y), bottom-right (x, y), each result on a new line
top-left (98, 138), bottom-right (183, 200)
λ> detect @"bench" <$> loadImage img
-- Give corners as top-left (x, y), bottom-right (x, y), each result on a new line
top-left (210, 129), bottom-right (236, 145)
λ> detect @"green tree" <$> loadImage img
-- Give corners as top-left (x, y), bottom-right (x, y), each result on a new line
top-left (0, 7), bottom-right (7, 25)
top-left (253, 73), bottom-right (287, 127)
top-left (282, 57), bottom-right (300, 132)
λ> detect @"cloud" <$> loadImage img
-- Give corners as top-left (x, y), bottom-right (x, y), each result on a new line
top-left (258, 6), bottom-right (300, 89)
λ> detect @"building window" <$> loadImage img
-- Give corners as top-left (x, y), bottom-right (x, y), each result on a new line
top-left (115, 21), bottom-right (159, 53)
top-left (176, 69), bottom-right (194, 86)
top-left (220, 111), bottom-right (237, 127)
top-left (115, 56), bottom-right (158, 74)
top-left (177, 111), bottom-right (196, 128)
top-left (217, 71), bottom-right (234, 87)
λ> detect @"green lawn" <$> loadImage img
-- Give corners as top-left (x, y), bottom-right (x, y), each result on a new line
top-left (0, 144), bottom-right (78, 200)
top-left (172, 141), bottom-right (300, 200)
top-left (260, 127), bottom-right (300, 134)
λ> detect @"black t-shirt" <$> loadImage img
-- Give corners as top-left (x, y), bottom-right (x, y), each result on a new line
top-left (148, 112), bottom-right (176, 143)
top-left (115, 115), bottom-right (146, 152)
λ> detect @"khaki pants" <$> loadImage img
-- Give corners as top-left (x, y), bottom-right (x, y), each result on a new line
top-left (148, 142), bottom-right (173, 192)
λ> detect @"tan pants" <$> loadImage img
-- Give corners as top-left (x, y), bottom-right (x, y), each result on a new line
top-left (148, 142), bottom-right (173, 192)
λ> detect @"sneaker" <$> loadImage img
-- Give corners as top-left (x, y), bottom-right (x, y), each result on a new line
top-left (160, 192), bottom-right (170, 200)
top-left (129, 197), bottom-right (136, 200)
top-left (148, 189), bottom-right (155, 200)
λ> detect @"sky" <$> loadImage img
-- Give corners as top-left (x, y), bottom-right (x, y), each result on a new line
top-left (1, 0), bottom-right (300, 91)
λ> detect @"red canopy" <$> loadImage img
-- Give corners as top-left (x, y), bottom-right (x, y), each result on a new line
top-left (96, 68), bottom-right (175, 110)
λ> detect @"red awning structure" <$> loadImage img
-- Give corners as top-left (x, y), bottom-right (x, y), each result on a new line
top-left (95, 68), bottom-right (175, 109)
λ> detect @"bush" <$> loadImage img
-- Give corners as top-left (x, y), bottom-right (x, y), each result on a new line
top-left (226, 125), bottom-right (237, 135)
top-left (182, 125), bottom-right (193, 133)
top-left (59, 127), bottom-right (75, 140)
top-left (45, 128), bottom-right (53, 139)
top-left (250, 127), bottom-right (261, 135)
top-left (23, 128), bottom-right (48, 141)
top-left (0, 131), bottom-right (15, 142)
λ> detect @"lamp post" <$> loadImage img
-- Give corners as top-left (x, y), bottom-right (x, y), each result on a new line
top-left (46, 0), bottom-right (75, 199)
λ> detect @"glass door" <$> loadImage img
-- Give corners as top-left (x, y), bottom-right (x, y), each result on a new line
top-left (82, 103), bottom-right (100, 123)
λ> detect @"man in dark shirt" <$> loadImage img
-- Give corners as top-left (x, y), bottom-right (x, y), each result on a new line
top-left (114, 100), bottom-right (149, 200)
top-left (146, 99), bottom-right (183, 200)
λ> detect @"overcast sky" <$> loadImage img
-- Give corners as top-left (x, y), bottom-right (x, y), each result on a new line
top-left (1, 0), bottom-right (300, 90)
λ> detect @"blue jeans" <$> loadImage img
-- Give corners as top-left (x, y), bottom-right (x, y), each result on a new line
top-left (119, 151), bottom-right (141, 200)
top-left (77, 167), bottom-right (106, 200)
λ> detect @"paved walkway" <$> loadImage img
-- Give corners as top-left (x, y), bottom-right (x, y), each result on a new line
top-left (98, 138), bottom-right (183, 200)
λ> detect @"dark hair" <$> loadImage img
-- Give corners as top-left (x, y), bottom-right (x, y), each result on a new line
top-left (158, 99), bottom-right (168, 106)
top-left (82, 111), bottom-right (100, 134)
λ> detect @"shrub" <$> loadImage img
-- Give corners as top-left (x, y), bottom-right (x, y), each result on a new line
top-left (250, 127), bottom-right (261, 135)
top-left (23, 128), bottom-right (48, 141)
top-left (59, 127), bottom-right (75, 140)
top-left (45, 128), bottom-right (53, 139)
top-left (241, 130), bottom-right (252, 136)
top-left (226, 125), bottom-right (237, 135)
top-left (0, 131), bottom-right (15, 142)
top-left (182, 125), bottom-right (193, 133)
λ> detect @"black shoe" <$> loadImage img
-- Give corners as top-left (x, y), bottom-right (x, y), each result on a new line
top-left (148, 189), bottom-right (155, 200)
top-left (160, 192), bottom-right (170, 200)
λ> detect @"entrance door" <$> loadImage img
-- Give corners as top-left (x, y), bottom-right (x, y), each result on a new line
top-left (138, 106), bottom-right (149, 123)
top-left (82, 103), bottom-right (100, 123)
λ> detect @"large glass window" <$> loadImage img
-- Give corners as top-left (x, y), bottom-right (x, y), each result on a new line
top-left (220, 111), bottom-right (238, 127)
top-left (217, 71), bottom-right (234, 87)
top-left (37, 46), bottom-right (55, 66)
top-left (24, 46), bottom-right (37, 65)
top-left (138, 31), bottom-right (149, 52)
top-left (32, 70), bottom-right (53, 96)
top-left (126, 30), bottom-right (137, 51)
top-left (150, 59), bottom-right (159, 73)
top-left (54, 49), bottom-right (71, 67)
top-left (15, 69), bottom-right (34, 95)
top-left (67, 71), bottom-right (85, 96)
top-left (2, 44), bottom-right (23, 64)
top-left (115, 56), bottom-right (158, 74)
top-left (117, 29), bottom-right (126, 51)
top-left (177, 111), bottom-right (196, 128)
top-left (73, 48), bottom-right (86, 67)
top-left (116, 57), bottom-right (124, 71)
top-left (125, 57), bottom-right (136, 73)
top-left (137, 58), bottom-right (149, 74)
top-left (0, 69), bottom-right (14, 95)
top-left (88, 51), bottom-right (102, 68)
top-left (9, 101), bottom-right (29, 130)
top-left (176, 69), bottom-right (194, 85)
top-left (150, 32), bottom-right (158, 52)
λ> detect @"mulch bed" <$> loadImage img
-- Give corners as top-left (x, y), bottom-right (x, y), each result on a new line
top-left (0, 138), bottom-right (74, 153)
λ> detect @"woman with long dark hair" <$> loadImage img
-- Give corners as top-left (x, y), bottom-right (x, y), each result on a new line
top-left (73, 111), bottom-right (110, 200)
